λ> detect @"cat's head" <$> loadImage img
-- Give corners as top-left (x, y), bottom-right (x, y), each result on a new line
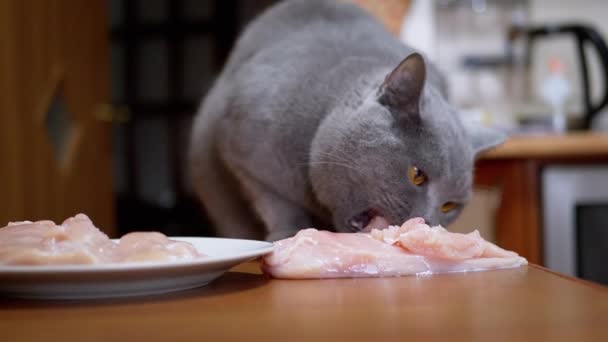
top-left (310, 53), bottom-right (505, 232)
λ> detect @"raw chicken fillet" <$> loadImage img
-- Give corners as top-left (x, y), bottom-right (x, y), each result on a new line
top-left (116, 232), bottom-right (202, 263)
top-left (262, 218), bottom-right (527, 279)
top-left (0, 214), bottom-right (205, 265)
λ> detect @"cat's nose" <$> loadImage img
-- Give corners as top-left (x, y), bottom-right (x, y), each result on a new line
top-left (422, 215), bottom-right (439, 227)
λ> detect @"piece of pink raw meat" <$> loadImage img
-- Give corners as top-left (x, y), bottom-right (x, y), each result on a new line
top-left (372, 218), bottom-right (518, 260)
top-left (116, 232), bottom-right (203, 262)
top-left (0, 214), bottom-right (117, 265)
top-left (262, 218), bottom-right (527, 279)
top-left (0, 214), bottom-right (205, 265)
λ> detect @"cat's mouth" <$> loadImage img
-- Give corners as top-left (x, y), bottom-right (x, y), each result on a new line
top-left (348, 209), bottom-right (390, 232)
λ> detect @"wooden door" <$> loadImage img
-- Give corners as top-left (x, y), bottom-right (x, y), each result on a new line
top-left (0, 1), bottom-right (115, 236)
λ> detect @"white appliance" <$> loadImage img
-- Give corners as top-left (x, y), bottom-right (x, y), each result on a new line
top-left (542, 165), bottom-right (608, 284)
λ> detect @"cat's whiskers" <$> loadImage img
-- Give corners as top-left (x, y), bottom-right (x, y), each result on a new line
top-left (381, 194), bottom-right (413, 221)
top-left (315, 151), bottom-right (352, 164)
top-left (305, 149), bottom-right (361, 173)
top-left (305, 161), bottom-right (361, 173)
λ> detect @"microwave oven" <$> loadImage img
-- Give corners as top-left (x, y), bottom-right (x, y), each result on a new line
top-left (542, 165), bottom-right (608, 285)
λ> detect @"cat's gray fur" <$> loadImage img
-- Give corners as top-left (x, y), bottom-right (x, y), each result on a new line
top-left (189, 0), bottom-right (505, 241)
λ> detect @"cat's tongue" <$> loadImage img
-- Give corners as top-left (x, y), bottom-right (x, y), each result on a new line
top-left (362, 216), bottom-right (390, 233)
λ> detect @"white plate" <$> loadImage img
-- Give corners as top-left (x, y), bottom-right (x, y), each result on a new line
top-left (0, 237), bottom-right (273, 300)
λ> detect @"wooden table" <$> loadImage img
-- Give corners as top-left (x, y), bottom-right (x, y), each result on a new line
top-left (476, 133), bottom-right (608, 265)
top-left (1, 262), bottom-right (606, 341)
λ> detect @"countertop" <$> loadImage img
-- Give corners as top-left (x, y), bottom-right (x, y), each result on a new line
top-left (481, 132), bottom-right (608, 160)
top-left (1, 262), bottom-right (606, 341)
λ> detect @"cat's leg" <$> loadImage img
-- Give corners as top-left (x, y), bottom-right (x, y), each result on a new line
top-left (190, 140), bottom-right (264, 239)
top-left (235, 171), bottom-right (314, 241)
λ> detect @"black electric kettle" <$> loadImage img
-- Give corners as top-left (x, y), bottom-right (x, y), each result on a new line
top-left (509, 23), bottom-right (608, 130)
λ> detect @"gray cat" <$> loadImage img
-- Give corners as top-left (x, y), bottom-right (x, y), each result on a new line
top-left (189, 0), bottom-right (505, 241)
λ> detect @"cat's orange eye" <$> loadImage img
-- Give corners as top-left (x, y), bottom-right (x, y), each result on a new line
top-left (409, 166), bottom-right (427, 186)
top-left (441, 202), bottom-right (458, 213)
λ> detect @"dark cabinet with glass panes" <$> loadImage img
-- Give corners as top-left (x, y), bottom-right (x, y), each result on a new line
top-left (109, 0), bottom-right (276, 236)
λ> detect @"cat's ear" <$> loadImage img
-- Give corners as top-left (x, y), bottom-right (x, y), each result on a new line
top-left (378, 52), bottom-right (426, 114)
top-left (461, 118), bottom-right (507, 157)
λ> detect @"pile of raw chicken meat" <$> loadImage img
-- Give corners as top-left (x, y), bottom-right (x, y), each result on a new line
top-left (262, 218), bottom-right (527, 278)
top-left (1, 213), bottom-right (526, 279)
top-left (0, 214), bottom-right (205, 265)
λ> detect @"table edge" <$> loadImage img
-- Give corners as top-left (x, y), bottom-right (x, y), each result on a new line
top-left (529, 264), bottom-right (607, 291)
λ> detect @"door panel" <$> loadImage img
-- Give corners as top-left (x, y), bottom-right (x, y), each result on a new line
top-left (0, 0), bottom-right (115, 236)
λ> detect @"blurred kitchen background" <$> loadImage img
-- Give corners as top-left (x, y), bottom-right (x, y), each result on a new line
top-left (106, 0), bottom-right (275, 238)
top-left (1, 0), bottom-right (607, 284)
